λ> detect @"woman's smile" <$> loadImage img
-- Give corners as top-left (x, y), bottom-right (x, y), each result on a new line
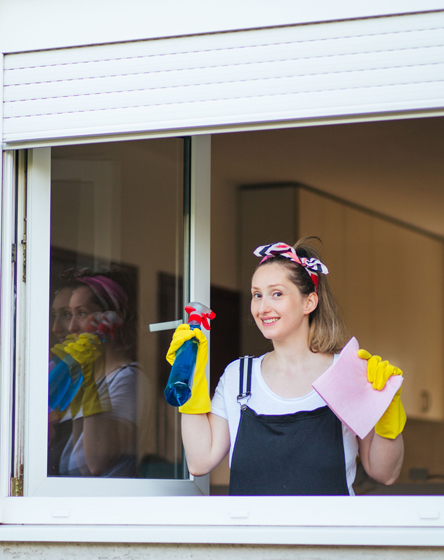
top-left (261, 317), bottom-right (280, 325)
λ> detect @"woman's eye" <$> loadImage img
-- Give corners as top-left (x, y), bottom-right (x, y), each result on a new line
top-left (252, 292), bottom-right (261, 300)
top-left (273, 291), bottom-right (282, 298)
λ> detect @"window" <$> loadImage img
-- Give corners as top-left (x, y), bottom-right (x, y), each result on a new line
top-left (4, 137), bottom-right (211, 502)
top-left (2, 127), bottom-right (444, 545)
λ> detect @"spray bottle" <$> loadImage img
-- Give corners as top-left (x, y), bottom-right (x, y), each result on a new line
top-left (164, 302), bottom-right (216, 407)
top-left (48, 355), bottom-right (83, 412)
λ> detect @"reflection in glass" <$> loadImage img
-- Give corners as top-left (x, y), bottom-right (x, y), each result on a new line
top-left (48, 139), bottom-right (185, 478)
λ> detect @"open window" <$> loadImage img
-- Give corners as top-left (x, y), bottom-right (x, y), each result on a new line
top-left (5, 136), bottom-right (211, 500)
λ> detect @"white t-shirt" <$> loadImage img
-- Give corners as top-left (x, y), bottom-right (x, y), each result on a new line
top-left (59, 363), bottom-right (138, 477)
top-left (211, 354), bottom-right (359, 494)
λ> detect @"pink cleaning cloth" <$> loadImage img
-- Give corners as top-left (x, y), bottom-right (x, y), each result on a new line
top-left (312, 337), bottom-right (403, 439)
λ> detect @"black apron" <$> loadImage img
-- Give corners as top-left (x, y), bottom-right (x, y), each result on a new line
top-left (228, 356), bottom-right (349, 496)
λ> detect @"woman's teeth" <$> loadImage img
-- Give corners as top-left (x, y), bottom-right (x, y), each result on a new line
top-left (262, 318), bottom-right (278, 324)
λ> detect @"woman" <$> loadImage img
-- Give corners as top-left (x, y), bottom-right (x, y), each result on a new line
top-left (168, 239), bottom-right (405, 495)
top-left (53, 269), bottom-right (139, 478)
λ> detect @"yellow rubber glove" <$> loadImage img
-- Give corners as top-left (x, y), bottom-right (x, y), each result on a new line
top-left (62, 333), bottom-right (104, 366)
top-left (166, 324), bottom-right (211, 414)
top-left (50, 334), bottom-right (77, 362)
top-left (358, 349), bottom-right (406, 439)
top-left (62, 334), bottom-right (109, 418)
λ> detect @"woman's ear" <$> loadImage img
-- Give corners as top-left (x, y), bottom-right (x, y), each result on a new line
top-left (304, 292), bottom-right (319, 315)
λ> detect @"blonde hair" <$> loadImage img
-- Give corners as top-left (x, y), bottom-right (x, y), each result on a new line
top-left (257, 237), bottom-right (348, 354)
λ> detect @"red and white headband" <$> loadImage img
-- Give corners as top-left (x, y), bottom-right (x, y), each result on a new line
top-left (253, 242), bottom-right (328, 291)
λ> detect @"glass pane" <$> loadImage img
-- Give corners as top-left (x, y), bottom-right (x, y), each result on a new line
top-left (48, 139), bottom-right (186, 479)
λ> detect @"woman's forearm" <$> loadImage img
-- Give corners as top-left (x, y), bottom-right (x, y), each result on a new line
top-left (359, 430), bottom-right (404, 485)
top-left (181, 413), bottom-right (230, 476)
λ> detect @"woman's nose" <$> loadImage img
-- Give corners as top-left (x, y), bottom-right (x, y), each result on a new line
top-left (52, 317), bottom-right (61, 336)
top-left (69, 316), bottom-right (79, 334)
top-left (259, 296), bottom-right (270, 313)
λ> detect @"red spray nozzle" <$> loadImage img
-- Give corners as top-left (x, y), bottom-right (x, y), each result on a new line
top-left (184, 302), bottom-right (216, 330)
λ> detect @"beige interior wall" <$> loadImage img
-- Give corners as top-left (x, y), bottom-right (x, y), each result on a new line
top-left (210, 175), bottom-right (238, 291)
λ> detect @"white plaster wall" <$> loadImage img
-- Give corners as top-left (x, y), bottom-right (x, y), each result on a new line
top-left (1, 0), bottom-right (444, 53)
top-left (0, 542), bottom-right (443, 559)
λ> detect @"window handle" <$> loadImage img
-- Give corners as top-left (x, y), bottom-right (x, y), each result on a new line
top-left (149, 319), bottom-right (182, 333)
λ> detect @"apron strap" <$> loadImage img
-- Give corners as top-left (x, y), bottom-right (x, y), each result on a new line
top-left (237, 356), bottom-right (254, 403)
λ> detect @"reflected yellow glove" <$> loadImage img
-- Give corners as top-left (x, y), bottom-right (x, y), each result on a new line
top-left (50, 334), bottom-right (77, 362)
top-left (62, 333), bottom-right (104, 366)
top-left (358, 349), bottom-right (406, 439)
top-left (166, 324), bottom-right (211, 414)
top-left (62, 334), bottom-right (108, 418)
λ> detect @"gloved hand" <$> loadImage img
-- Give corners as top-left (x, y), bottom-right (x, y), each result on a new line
top-left (50, 334), bottom-right (77, 362)
top-left (166, 324), bottom-right (211, 414)
top-left (49, 335), bottom-right (83, 411)
top-left (358, 349), bottom-right (406, 439)
top-left (61, 333), bottom-right (104, 366)
top-left (60, 334), bottom-right (109, 418)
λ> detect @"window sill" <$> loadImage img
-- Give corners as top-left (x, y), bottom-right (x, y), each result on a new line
top-left (1, 524), bottom-right (444, 546)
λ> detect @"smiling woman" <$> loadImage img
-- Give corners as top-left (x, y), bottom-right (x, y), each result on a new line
top-left (176, 237), bottom-right (405, 495)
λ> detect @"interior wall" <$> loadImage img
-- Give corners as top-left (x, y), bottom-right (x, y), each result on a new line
top-left (210, 175), bottom-right (238, 291)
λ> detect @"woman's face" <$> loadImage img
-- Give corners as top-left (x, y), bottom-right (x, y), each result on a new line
top-left (51, 287), bottom-right (73, 343)
top-left (250, 262), bottom-right (317, 344)
top-left (68, 286), bottom-right (103, 335)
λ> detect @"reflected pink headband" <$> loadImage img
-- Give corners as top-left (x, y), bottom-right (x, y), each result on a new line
top-left (78, 276), bottom-right (129, 313)
top-left (253, 242), bottom-right (328, 291)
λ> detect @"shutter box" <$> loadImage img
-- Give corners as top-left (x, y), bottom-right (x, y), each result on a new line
top-left (3, 11), bottom-right (444, 144)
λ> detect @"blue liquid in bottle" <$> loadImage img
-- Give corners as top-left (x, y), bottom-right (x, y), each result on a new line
top-left (48, 355), bottom-right (83, 411)
top-left (164, 325), bottom-right (199, 407)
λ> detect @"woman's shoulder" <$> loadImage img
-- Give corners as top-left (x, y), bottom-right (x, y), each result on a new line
top-left (106, 362), bottom-right (140, 384)
top-left (219, 355), bottom-right (265, 388)
top-left (224, 355), bottom-right (264, 372)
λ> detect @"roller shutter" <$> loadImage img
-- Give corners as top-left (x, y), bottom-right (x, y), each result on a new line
top-left (3, 11), bottom-right (444, 144)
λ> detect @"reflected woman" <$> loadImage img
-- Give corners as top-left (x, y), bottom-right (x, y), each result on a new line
top-left (54, 269), bottom-right (139, 478)
top-left (48, 277), bottom-right (80, 476)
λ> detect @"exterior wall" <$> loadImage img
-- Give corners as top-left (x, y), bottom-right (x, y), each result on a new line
top-left (0, 542), bottom-right (443, 559)
top-left (1, 0), bottom-right (444, 53)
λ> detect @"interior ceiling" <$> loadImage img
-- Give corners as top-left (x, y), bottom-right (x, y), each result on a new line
top-left (212, 116), bottom-right (444, 238)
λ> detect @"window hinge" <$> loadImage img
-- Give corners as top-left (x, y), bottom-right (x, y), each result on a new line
top-left (11, 243), bottom-right (17, 263)
top-left (21, 232), bottom-right (27, 282)
top-left (10, 470), bottom-right (24, 497)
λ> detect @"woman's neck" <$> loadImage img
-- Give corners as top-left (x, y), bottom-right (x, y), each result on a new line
top-left (261, 333), bottom-right (333, 398)
top-left (103, 346), bottom-right (132, 377)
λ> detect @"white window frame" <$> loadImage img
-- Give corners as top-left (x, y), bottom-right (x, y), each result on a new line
top-left (3, 129), bottom-right (444, 547)
top-left (2, 136), bottom-right (211, 500)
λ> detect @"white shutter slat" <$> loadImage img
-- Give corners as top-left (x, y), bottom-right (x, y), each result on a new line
top-left (3, 11), bottom-right (444, 144)
top-left (7, 81), bottom-right (444, 140)
top-left (5, 28), bottom-right (444, 87)
top-left (5, 44), bottom-right (444, 103)
top-left (5, 64), bottom-right (444, 119)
